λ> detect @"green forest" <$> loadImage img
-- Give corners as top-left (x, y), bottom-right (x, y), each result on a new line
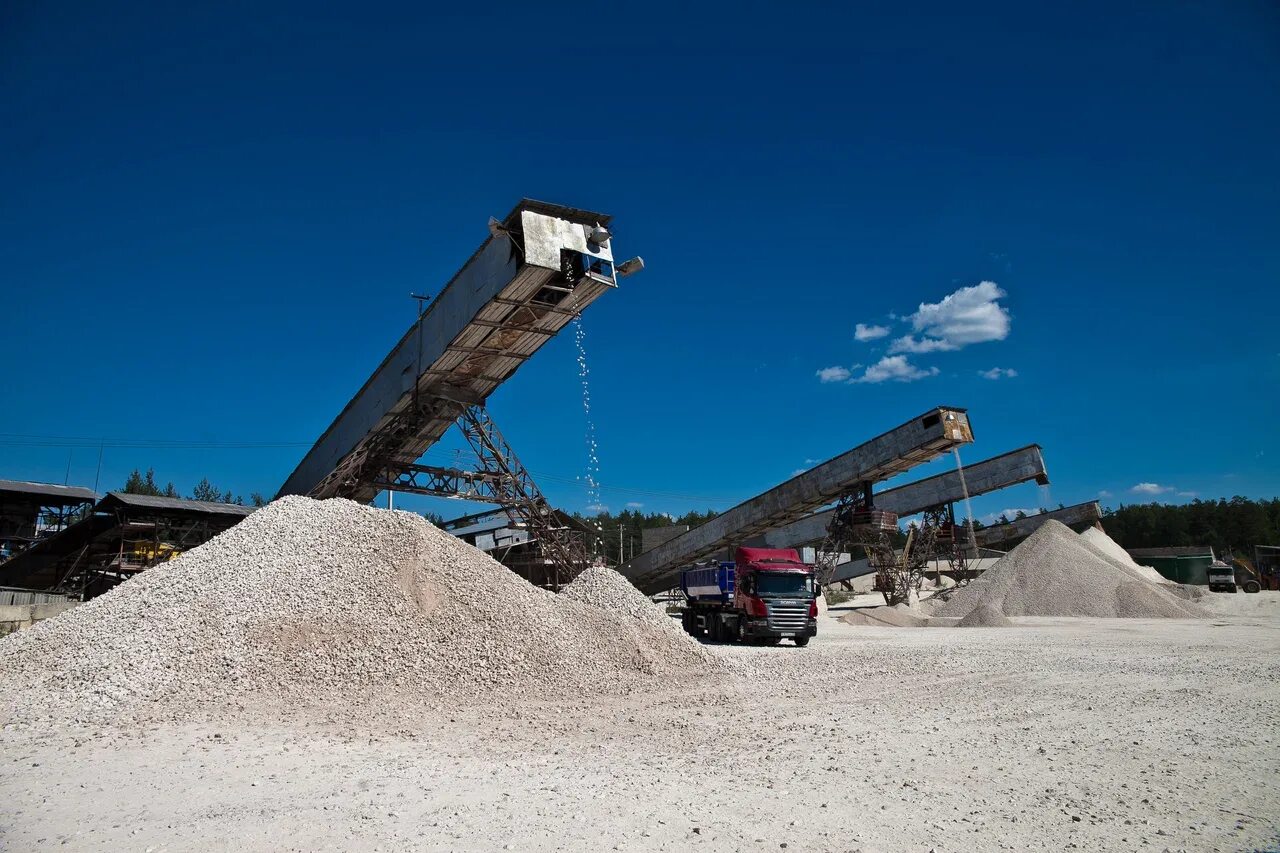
top-left (120, 468), bottom-right (268, 508)
top-left (1097, 497), bottom-right (1280, 558)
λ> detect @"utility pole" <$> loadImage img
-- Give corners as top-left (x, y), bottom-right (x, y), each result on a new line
top-left (92, 443), bottom-right (104, 496)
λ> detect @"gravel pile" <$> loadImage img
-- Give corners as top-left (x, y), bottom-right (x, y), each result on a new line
top-left (561, 566), bottom-right (676, 629)
top-left (840, 604), bottom-right (928, 628)
top-left (1079, 527), bottom-right (1169, 584)
top-left (0, 497), bottom-right (712, 727)
top-left (955, 604), bottom-right (1012, 628)
top-left (936, 520), bottom-right (1204, 619)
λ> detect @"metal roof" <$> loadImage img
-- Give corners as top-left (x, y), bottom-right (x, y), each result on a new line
top-left (0, 479), bottom-right (98, 502)
top-left (1126, 546), bottom-right (1214, 558)
top-left (98, 492), bottom-right (256, 517)
top-left (503, 198), bottom-right (612, 228)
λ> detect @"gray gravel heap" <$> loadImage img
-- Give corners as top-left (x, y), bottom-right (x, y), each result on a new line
top-left (1079, 527), bottom-right (1170, 585)
top-left (936, 520), bottom-right (1204, 619)
top-left (0, 497), bottom-right (712, 727)
top-left (561, 566), bottom-right (675, 628)
top-left (955, 603), bottom-right (1012, 627)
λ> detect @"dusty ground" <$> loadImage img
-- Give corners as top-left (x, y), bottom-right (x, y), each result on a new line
top-left (3, 595), bottom-right (1278, 852)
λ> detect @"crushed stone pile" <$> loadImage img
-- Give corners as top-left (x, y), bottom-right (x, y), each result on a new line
top-left (956, 604), bottom-right (1012, 628)
top-left (1079, 527), bottom-right (1169, 585)
top-left (840, 604), bottom-right (928, 628)
top-left (936, 520), bottom-right (1205, 620)
top-left (0, 497), bottom-right (713, 728)
top-left (561, 566), bottom-right (674, 629)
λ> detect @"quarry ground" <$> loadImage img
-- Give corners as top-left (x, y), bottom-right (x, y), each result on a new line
top-left (3, 595), bottom-right (1278, 853)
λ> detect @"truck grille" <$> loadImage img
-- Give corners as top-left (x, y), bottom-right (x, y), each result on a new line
top-left (765, 600), bottom-right (809, 632)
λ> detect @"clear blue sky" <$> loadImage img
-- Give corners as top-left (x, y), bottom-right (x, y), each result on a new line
top-left (3, 1), bottom-right (1277, 523)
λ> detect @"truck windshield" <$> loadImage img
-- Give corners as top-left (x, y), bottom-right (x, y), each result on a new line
top-left (756, 571), bottom-right (813, 597)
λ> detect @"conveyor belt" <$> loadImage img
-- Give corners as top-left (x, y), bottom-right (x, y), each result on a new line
top-left (620, 407), bottom-right (974, 594)
top-left (753, 445), bottom-right (1048, 550)
top-left (279, 200), bottom-right (623, 501)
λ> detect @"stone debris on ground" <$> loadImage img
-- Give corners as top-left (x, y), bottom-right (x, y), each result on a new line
top-left (0, 497), bottom-right (713, 728)
top-left (936, 520), bottom-right (1205, 620)
top-left (955, 603), bottom-right (1012, 628)
top-left (840, 603), bottom-right (929, 628)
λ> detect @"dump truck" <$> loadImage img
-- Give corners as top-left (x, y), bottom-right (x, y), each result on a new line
top-left (678, 547), bottom-right (817, 646)
top-left (1208, 557), bottom-right (1263, 593)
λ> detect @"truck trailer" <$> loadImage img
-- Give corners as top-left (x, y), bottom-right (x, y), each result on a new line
top-left (679, 547), bottom-right (817, 646)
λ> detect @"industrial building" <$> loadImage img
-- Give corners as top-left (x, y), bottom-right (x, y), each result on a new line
top-left (0, 492), bottom-right (253, 599)
top-left (0, 479), bottom-right (98, 561)
top-left (1126, 546), bottom-right (1217, 585)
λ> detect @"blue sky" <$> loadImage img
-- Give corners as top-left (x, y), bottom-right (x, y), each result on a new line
top-left (3, 1), bottom-right (1277, 523)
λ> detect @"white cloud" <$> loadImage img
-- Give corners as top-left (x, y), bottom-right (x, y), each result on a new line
top-left (816, 365), bottom-right (854, 383)
top-left (1176, 491), bottom-right (1197, 498)
top-left (891, 335), bottom-right (956, 354)
top-left (791, 469), bottom-right (806, 477)
top-left (850, 355), bottom-right (940, 384)
top-left (804, 458), bottom-right (820, 465)
top-left (1098, 490), bottom-right (1113, 498)
top-left (625, 501), bottom-right (644, 508)
top-left (890, 281), bottom-right (1011, 354)
top-left (1130, 483), bottom-right (1173, 495)
top-left (979, 367), bottom-right (1018, 380)
top-left (585, 502), bottom-right (609, 512)
top-left (854, 323), bottom-right (890, 342)
top-left (983, 508), bottom-right (1036, 524)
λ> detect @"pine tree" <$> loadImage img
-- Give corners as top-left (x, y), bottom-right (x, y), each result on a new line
top-left (122, 468), bottom-right (164, 496)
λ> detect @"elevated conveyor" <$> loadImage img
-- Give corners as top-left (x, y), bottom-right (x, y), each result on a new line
top-left (973, 501), bottom-right (1102, 547)
top-left (753, 445), bottom-right (1048, 550)
top-left (279, 200), bottom-right (628, 502)
top-left (619, 407), bottom-right (974, 595)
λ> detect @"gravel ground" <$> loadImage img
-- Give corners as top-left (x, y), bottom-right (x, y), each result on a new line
top-left (3, 597), bottom-right (1277, 852)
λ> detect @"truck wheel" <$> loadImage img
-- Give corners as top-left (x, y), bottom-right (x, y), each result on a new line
top-left (708, 616), bottom-right (722, 642)
top-left (1244, 581), bottom-right (1261, 594)
top-left (681, 612), bottom-right (695, 635)
top-left (794, 636), bottom-right (810, 647)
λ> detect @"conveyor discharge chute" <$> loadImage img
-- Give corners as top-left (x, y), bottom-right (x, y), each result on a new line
top-left (279, 200), bottom-right (628, 503)
top-left (619, 407), bottom-right (974, 595)
top-left (754, 444), bottom-right (1048, 550)
top-left (973, 501), bottom-right (1102, 547)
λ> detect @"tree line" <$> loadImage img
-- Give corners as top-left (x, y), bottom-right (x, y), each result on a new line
top-left (1099, 497), bottom-right (1279, 558)
top-left (120, 468), bottom-right (268, 507)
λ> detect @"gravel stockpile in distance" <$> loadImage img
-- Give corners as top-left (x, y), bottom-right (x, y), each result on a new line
top-left (0, 497), bottom-right (713, 728)
top-left (936, 520), bottom-right (1204, 619)
top-left (840, 604), bottom-right (928, 628)
top-left (1080, 527), bottom-right (1169, 584)
top-left (955, 604), bottom-right (1012, 627)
